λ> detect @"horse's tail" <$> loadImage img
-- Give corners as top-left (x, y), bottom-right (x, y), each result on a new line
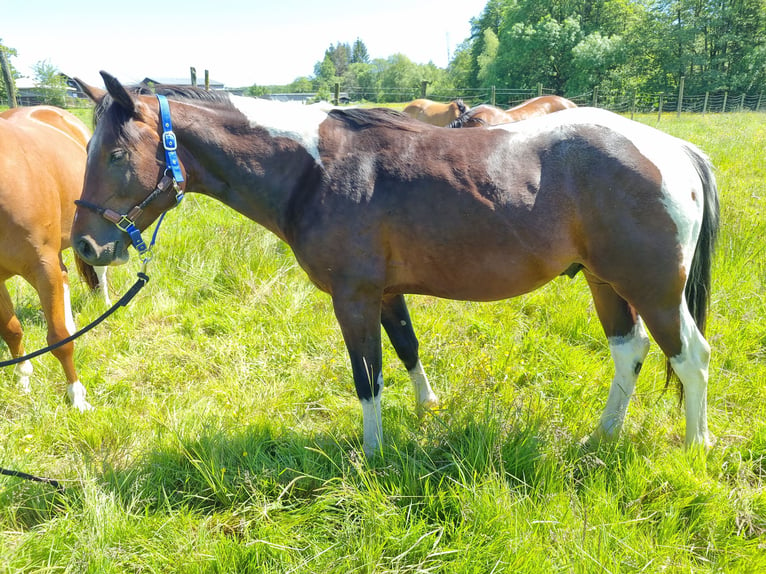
top-left (666, 145), bottom-right (720, 387)
top-left (684, 145), bottom-right (720, 337)
top-left (74, 254), bottom-right (102, 291)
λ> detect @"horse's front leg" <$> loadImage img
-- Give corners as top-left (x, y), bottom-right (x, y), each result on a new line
top-left (332, 287), bottom-right (385, 456)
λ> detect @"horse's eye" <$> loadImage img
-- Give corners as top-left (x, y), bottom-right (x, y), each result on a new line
top-left (109, 149), bottom-right (127, 164)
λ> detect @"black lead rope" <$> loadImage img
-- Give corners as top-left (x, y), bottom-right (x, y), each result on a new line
top-left (0, 272), bottom-right (149, 368)
top-left (0, 272), bottom-right (149, 493)
top-left (0, 467), bottom-right (65, 493)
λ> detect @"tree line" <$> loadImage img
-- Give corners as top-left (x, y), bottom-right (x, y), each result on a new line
top-left (3, 1), bottom-right (765, 106)
top-left (248, 0), bottom-right (766, 103)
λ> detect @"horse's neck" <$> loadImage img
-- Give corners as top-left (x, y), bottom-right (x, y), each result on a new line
top-left (173, 103), bottom-right (315, 242)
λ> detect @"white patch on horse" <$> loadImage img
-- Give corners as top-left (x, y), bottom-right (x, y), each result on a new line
top-left (229, 95), bottom-right (327, 163)
top-left (360, 372), bottom-right (384, 456)
top-left (67, 380), bottom-right (93, 412)
top-left (669, 305), bottom-right (713, 449)
top-left (63, 280), bottom-right (76, 335)
top-left (408, 360), bottom-right (439, 414)
top-left (15, 359), bottom-right (34, 393)
top-left (491, 107), bottom-right (707, 268)
top-left (590, 321), bottom-right (651, 444)
top-left (95, 266), bottom-right (111, 306)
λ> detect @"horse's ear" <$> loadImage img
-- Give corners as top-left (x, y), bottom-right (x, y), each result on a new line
top-left (73, 77), bottom-right (106, 104)
top-left (100, 71), bottom-right (138, 117)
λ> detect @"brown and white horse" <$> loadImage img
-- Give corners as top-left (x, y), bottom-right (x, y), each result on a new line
top-left (402, 98), bottom-right (469, 126)
top-left (72, 73), bottom-right (718, 455)
top-left (449, 95), bottom-right (578, 128)
top-left (0, 105), bottom-right (109, 409)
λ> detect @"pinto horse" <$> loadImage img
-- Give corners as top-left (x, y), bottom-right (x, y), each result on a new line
top-left (449, 95), bottom-right (577, 128)
top-left (402, 98), bottom-right (469, 126)
top-left (0, 105), bottom-right (108, 410)
top-left (72, 72), bottom-right (719, 455)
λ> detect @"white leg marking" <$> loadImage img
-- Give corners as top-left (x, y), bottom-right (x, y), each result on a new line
top-left (408, 360), bottom-right (439, 414)
top-left (63, 281), bottom-right (76, 335)
top-left (15, 360), bottom-right (34, 393)
top-left (67, 381), bottom-right (93, 412)
top-left (361, 374), bottom-right (384, 456)
top-left (590, 320), bottom-right (651, 444)
top-left (669, 308), bottom-right (712, 449)
top-left (95, 266), bottom-right (111, 306)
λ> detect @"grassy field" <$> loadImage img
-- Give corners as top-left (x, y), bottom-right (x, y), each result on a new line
top-left (1, 110), bottom-right (765, 572)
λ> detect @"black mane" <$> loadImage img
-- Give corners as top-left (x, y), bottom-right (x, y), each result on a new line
top-left (93, 82), bottom-right (232, 126)
top-left (447, 106), bottom-right (487, 129)
top-left (328, 107), bottom-right (425, 132)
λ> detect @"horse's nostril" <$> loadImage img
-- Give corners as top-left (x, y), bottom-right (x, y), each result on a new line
top-left (75, 237), bottom-right (95, 260)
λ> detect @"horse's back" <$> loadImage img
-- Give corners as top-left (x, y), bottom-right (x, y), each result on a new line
top-left (0, 107), bottom-right (90, 267)
top-left (0, 106), bottom-right (90, 148)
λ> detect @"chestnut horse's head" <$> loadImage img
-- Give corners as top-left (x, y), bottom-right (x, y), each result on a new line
top-left (72, 72), bottom-right (185, 266)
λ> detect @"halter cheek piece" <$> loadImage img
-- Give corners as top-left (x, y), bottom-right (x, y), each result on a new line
top-left (75, 94), bottom-right (185, 264)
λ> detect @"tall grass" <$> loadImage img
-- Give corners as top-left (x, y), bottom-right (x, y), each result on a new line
top-left (1, 112), bottom-right (765, 572)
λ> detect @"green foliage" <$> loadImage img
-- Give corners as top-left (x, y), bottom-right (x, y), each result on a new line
top-left (0, 112), bottom-right (765, 571)
top-left (462, 0), bottom-right (766, 96)
top-left (31, 59), bottom-right (67, 106)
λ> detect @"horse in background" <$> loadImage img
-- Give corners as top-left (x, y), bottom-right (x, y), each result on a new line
top-left (0, 105), bottom-right (109, 410)
top-left (449, 95), bottom-right (577, 128)
top-left (402, 98), bottom-right (469, 126)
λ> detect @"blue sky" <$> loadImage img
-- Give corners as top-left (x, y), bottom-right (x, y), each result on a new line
top-left (4, 0), bottom-right (487, 87)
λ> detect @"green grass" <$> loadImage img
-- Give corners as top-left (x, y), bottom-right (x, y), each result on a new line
top-left (1, 112), bottom-right (765, 572)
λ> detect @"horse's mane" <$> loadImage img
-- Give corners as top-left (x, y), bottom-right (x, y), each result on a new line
top-left (448, 106), bottom-right (487, 128)
top-left (328, 108), bottom-right (424, 132)
top-left (93, 83), bottom-right (232, 125)
top-left (454, 99), bottom-right (468, 114)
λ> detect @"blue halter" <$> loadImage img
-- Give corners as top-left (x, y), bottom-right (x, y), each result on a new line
top-left (75, 94), bottom-right (185, 269)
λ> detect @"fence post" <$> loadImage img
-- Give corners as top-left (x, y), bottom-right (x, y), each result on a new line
top-left (757, 93), bottom-right (763, 111)
top-left (677, 76), bottom-right (684, 117)
top-left (722, 91), bottom-right (728, 112)
top-left (658, 93), bottom-right (663, 122)
top-left (739, 94), bottom-right (745, 112)
top-left (490, 85), bottom-right (496, 106)
top-left (0, 47), bottom-right (17, 107)
top-left (204, 70), bottom-right (210, 91)
top-left (537, 82), bottom-right (543, 97)
top-left (592, 87), bottom-right (598, 107)
top-left (334, 83), bottom-right (340, 106)
top-left (631, 91), bottom-right (636, 120)
top-left (190, 67), bottom-right (197, 87)
top-left (703, 92), bottom-right (709, 115)
top-left (420, 80), bottom-right (428, 99)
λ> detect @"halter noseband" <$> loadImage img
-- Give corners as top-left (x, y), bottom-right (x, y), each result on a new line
top-left (75, 94), bottom-right (185, 264)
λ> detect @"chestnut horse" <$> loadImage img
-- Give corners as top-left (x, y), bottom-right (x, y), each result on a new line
top-left (0, 106), bottom-right (108, 410)
top-left (449, 95), bottom-right (577, 128)
top-left (72, 73), bottom-right (718, 455)
top-left (402, 98), bottom-right (469, 126)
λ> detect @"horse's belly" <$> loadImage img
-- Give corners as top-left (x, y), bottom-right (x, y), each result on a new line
top-left (385, 251), bottom-right (565, 302)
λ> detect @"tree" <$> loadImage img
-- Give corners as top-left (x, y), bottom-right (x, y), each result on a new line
top-left (33, 59), bottom-right (67, 106)
top-left (0, 39), bottom-right (18, 105)
top-left (351, 38), bottom-right (370, 64)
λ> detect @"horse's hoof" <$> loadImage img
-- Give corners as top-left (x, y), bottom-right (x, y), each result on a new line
top-left (67, 381), bottom-right (93, 412)
top-left (417, 396), bottom-right (441, 417)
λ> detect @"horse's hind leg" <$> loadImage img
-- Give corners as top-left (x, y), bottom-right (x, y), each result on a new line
top-left (381, 294), bottom-right (439, 414)
top-left (585, 276), bottom-right (651, 446)
top-left (642, 304), bottom-right (712, 449)
top-left (0, 282), bottom-right (33, 392)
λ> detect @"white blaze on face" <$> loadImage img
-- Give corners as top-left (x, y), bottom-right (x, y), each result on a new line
top-left (228, 95), bottom-right (328, 163)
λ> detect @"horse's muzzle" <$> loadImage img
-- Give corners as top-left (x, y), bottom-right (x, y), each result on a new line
top-left (73, 234), bottom-right (129, 266)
